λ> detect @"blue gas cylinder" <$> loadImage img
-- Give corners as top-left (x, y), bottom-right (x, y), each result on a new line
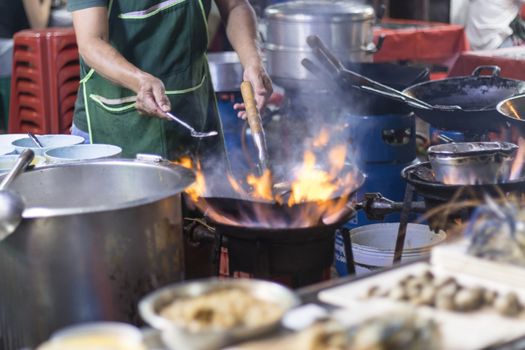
top-left (335, 112), bottom-right (417, 277)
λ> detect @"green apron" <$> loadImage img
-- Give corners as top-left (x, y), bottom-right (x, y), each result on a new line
top-left (79, 0), bottom-right (227, 167)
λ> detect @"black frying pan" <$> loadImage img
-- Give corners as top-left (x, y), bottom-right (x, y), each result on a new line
top-left (305, 35), bottom-right (525, 133)
top-left (190, 166), bottom-right (366, 229)
top-left (403, 66), bottom-right (525, 132)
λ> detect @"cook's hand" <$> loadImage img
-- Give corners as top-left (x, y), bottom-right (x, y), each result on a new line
top-left (135, 73), bottom-right (171, 119)
top-left (234, 63), bottom-right (273, 119)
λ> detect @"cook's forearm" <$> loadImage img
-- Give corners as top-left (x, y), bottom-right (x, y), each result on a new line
top-left (223, 2), bottom-right (263, 68)
top-left (79, 38), bottom-right (146, 93)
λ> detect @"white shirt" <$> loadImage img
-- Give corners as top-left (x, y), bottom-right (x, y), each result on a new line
top-left (465, 0), bottom-right (525, 50)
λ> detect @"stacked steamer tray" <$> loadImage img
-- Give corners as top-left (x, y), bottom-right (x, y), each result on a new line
top-left (318, 260), bottom-right (525, 350)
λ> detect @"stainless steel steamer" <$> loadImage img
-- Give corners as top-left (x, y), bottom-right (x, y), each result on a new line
top-left (264, 0), bottom-right (377, 89)
top-left (0, 157), bottom-right (194, 348)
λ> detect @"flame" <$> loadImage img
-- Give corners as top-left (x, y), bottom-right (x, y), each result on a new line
top-left (172, 157), bottom-right (206, 202)
top-left (511, 138), bottom-right (525, 180)
top-left (288, 151), bottom-right (339, 205)
top-left (246, 170), bottom-right (274, 201)
top-left (312, 128), bottom-right (330, 147)
top-left (508, 103), bottom-right (522, 120)
top-left (175, 130), bottom-right (361, 229)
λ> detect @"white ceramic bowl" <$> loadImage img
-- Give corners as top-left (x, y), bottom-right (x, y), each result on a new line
top-left (0, 134), bottom-right (26, 148)
top-left (12, 135), bottom-right (85, 156)
top-left (39, 322), bottom-right (146, 350)
top-left (0, 144), bottom-right (14, 155)
top-left (0, 154), bottom-right (46, 174)
top-left (45, 144), bottom-right (122, 164)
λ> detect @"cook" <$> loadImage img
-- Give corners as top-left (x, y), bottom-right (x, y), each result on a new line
top-left (67, 0), bottom-right (272, 168)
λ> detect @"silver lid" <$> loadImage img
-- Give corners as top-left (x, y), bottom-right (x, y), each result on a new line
top-left (428, 142), bottom-right (518, 158)
top-left (265, 1), bottom-right (375, 22)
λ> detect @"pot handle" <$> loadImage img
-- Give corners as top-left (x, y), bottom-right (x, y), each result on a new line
top-left (136, 154), bottom-right (163, 163)
top-left (375, 2), bottom-right (386, 22)
top-left (362, 35), bottom-right (385, 55)
top-left (472, 65), bottom-right (501, 77)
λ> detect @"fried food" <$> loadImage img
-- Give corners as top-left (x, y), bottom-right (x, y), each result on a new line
top-left (160, 288), bottom-right (284, 332)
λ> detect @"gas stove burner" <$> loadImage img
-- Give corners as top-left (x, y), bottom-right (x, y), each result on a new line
top-left (402, 162), bottom-right (525, 202)
top-left (215, 221), bottom-right (344, 288)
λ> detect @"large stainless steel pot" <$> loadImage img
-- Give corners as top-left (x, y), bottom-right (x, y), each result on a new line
top-left (0, 156), bottom-right (194, 349)
top-left (264, 0), bottom-right (377, 89)
top-left (208, 52), bottom-right (244, 92)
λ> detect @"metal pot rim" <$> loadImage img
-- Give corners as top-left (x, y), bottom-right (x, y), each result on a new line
top-left (265, 0), bottom-right (375, 22)
top-left (14, 158), bottom-right (195, 219)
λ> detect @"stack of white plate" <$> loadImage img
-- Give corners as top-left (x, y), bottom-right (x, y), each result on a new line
top-left (351, 223), bottom-right (447, 275)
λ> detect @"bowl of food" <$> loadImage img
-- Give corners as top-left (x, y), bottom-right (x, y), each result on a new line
top-left (139, 278), bottom-right (300, 350)
top-left (12, 134), bottom-right (85, 156)
top-left (38, 322), bottom-right (147, 350)
top-left (45, 144), bottom-right (122, 164)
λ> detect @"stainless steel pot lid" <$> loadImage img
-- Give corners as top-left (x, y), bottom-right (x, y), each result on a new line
top-left (428, 142), bottom-right (518, 158)
top-left (1, 158), bottom-right (195, 218)
top-left (265, 0), bottom-right (375, 22)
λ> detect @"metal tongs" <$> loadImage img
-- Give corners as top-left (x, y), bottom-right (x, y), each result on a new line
top-left (302, 35), bottom-right (463, 112)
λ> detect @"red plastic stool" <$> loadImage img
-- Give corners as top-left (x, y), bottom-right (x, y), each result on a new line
top-left (45, 28), bottom-right (79, 134)
top-left (8, 28), bottom-right (80, 134)
top-left (8, 30), bottom-right (50, 133)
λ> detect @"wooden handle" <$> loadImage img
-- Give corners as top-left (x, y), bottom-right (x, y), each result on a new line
top-left (240, 81), bottom-right (263, 133)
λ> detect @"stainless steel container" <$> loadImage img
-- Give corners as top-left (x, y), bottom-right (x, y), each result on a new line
top-left (264, 0), bottom-right (376, 89)
top-left (207, 52), bottom-right (244, 92)
top-left (139, 278), bottom-right (300, 350)
top-left (0, 157), bottom-right (194, 349)
top-left (428, 142), bottom-right (518, 185)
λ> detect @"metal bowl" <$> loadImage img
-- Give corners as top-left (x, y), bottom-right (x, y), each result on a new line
top-left (44, 144), bottom-right (122, 164)
top-left (139, 278), bottom-right (300, 350)
top-left (497, 94), bottom-right (525, 127)
top-left (428, 142), bottom-right (518, 185)
top-left (12, 135), bottom-right (85, 156)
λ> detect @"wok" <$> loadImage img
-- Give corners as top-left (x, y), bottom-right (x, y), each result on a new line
top-left (306, 35), bottom-right (525, 132)
top-left (497, 94), bottom-right (525, 131)
top-left (403, 66), bottom-right (525, 132)
top-left (191, 165), bottom-right (366, 230)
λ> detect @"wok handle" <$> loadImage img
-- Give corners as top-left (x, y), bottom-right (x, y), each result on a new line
top-left (360, 85), bottom-right (433, 110)
top-left (240, 81), bottom-right (262, 133)
top-left (472, 65), bottom-right (501, 77)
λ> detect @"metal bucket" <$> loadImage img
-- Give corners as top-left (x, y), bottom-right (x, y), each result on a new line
top-left (0, 157), bottom-right (194, 348)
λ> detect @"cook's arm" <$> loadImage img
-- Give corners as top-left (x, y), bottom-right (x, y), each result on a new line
top-left (216, 0), bottom-right (272, 112)
top-left (22, 0), bottom-right (52, 29)
top-left (72, 7), bottom-right (170, 118)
